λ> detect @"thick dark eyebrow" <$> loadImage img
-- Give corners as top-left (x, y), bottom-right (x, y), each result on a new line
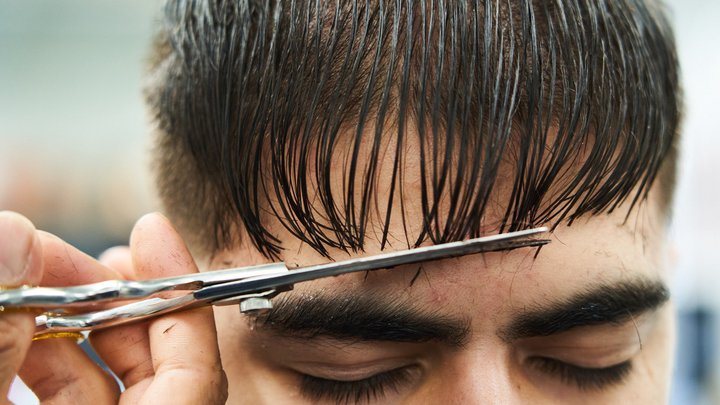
top-left (500, 278), bottom-right (670, 341)
top-left (253, 293), bottom-right (471, 348)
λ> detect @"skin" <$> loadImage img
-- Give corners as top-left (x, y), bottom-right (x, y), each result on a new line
top-left (0, 212), bottom-right (227, 405)
top-left (0, 138), bottom-right (674, 404)
top-left (0, 194), bottom-right (673, 404)
top-left (209, 196), bottom-right (674, 404)
top-left (206, 131), bottom-right (675, 403)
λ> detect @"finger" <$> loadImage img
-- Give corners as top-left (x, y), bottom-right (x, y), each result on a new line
top-left (142, 308), bottom-right (227, 404)
top-left (142, 213), bottom-right (227, 404)
top-left (0, 211), bottom-right (43, 398)
top-left (19, 339), bottom-right (119, 403)
top-left (0, 212), bottom-right (43, 286)
top-left (130, 213), bottom-right (199, 280)
top-left (97, 246), bottom-right (134, 279)
top-left (90, 245), bottom-right (153, 393)
top-left (91, 213), bottom-right (210, 398)
top-left (15, 224), bottom-right (123, 402)
top-left (125, 213), bottom-right (226, 404)
top-left (38, 231), bottom-right (122, 286)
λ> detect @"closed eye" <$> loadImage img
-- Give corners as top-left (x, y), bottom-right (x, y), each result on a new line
top-left (298, 366), bottom-right (419, 404)
top-left (528, 357), bottom-right (633, 391)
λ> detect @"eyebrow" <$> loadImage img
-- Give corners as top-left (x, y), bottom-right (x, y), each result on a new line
top-left (253, 293), bottom-right (471, 348)
top-left (499, 278), bottom-right (670, 341)
top-left (253, 278), bottom-right (669, 347)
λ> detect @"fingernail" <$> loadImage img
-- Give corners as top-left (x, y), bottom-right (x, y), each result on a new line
top-left (0, 212), bottom-right (37, 286)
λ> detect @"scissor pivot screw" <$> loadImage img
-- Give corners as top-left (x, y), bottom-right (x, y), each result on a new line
top-left (240, 298), bottom-right (274, 314)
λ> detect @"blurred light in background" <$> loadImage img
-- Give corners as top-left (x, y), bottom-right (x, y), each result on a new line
top-left (0, 1), bottom-right (718, 404)
top-left (0, 0), bottom-right (159, 255)
top-left (667, 1), bottom-right (720, 404)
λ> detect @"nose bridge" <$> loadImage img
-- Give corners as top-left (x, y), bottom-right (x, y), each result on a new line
top-left (434, 345), bottom-right (522, 405)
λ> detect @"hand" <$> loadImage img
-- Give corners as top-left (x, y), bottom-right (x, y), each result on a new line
top-left (0, 212), bottom-right (228, 404)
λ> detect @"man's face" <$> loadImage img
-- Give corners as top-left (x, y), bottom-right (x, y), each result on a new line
top-left (203, 132), bottom-right (674, 403)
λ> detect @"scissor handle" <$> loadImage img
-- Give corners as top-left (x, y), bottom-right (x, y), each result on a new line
top-left (34, 294), bottom-right (197, 336)
top-left (0, 263), bottom-right (288, 310)
top-left (33, 288), bottom-right (280, 336)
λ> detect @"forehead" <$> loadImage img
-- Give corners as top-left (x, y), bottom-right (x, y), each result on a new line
top-left (239, 135), bottom-right (668, 299)
top-left (257, 125), bottom-right (666, 263)
top-left (210, 124), bottom-right (670, 344)
top-left (259, 204), bottom-right (668, 323)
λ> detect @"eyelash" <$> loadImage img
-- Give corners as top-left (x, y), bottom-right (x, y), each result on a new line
top-left (529, 357), bottom-right (633, 391)
top-left (299, 367), bottom-right (415, 404)
top-left (298, 358), bottom-right (631, 403)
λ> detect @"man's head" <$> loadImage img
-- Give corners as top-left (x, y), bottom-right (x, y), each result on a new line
top-left (146, 0), bottom-right (681, 403)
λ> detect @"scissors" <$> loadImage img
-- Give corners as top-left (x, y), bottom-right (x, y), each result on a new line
top-left (0, 227), bottom-right (549, 337)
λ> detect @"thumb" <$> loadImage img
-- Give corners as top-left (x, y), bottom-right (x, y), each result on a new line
top-left (131, 213), bottom-right (227, 404)
top-left (0, 212), bottom-right (43, 398)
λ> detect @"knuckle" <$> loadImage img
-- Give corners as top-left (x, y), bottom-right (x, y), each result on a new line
top-left (158, 361), bottom-right (228, 403)
top-left (0, 315), bottom-right (33, 361)
top-left (210, 366), bottom-right (229, 404)
top-left (30, 364), bottom-right (117, 403)
top-left (31, 373), bottom-right (79, 402)
top-left (119, 360), bottom-right (155, 388)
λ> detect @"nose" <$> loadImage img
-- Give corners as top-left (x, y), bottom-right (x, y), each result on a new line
top-left (427, 348), bottom-right (526, 405)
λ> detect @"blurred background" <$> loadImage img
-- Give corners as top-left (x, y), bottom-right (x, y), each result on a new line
top-left (1, 1), bottom-right (718, 403)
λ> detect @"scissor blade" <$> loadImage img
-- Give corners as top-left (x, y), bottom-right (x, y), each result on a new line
top-left (195, 227), bottom-right (549, 302)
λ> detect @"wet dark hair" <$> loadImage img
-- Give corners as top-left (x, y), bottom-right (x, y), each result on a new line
top-left (146, 0), bottom-right (681, 259)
